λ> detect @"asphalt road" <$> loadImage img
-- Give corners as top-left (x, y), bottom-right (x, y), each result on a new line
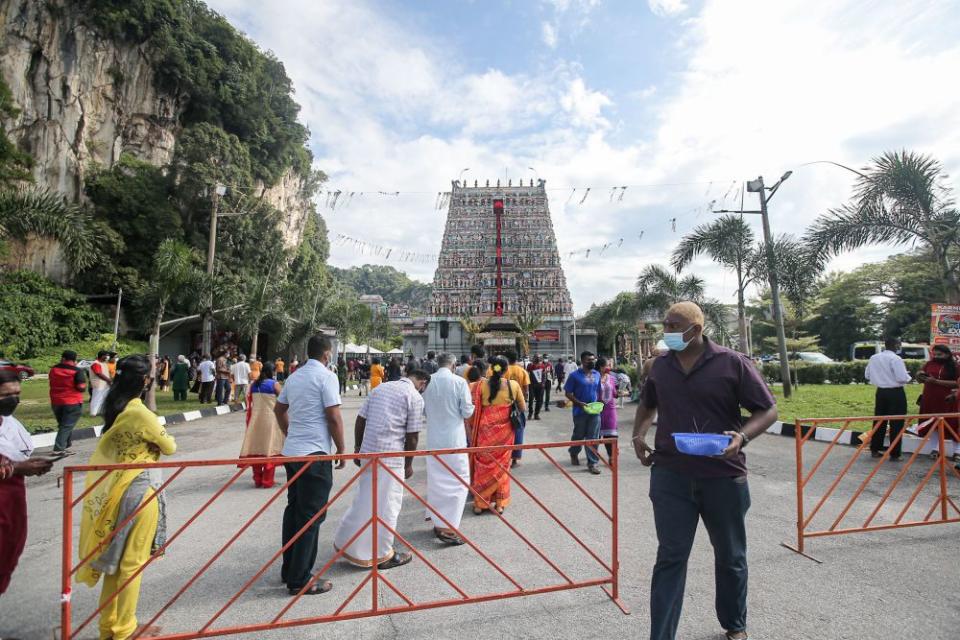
top-left (3, 392), bottom-right (958, 639)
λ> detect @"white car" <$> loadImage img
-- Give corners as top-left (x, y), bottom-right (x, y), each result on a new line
top-left (793, 352), bottom-right (835, 364)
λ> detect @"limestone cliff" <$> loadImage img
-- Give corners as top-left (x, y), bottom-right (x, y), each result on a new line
top-left (0, 0), bottom-right (314, 278)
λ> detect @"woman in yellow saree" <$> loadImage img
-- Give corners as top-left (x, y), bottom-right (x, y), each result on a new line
top-left (470, 356), bottom-right (525, 514)
top-left (78, 355), bottom-right (177, 640)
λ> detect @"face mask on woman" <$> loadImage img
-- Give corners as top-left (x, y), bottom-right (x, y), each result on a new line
top-left (0, 395), bottom-right (19, 416)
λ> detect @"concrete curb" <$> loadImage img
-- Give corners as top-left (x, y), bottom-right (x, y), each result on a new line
top-left (30, 402), bottom-right (247, 449)
top-left (764, 420), bottom-right (956, 456)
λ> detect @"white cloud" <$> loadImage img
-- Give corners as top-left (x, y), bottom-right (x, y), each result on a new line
top-left (207, 0), bottom-right (960, 314)
top-left (648, 0), bottom-right (688, 17)
top-left (560, 78), bottom-right (613, 129)
top-left (541, 22), bottom-right (558, 48)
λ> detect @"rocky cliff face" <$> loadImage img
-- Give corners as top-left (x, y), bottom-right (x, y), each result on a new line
top-left (0, 0), bottom-right (313, 278)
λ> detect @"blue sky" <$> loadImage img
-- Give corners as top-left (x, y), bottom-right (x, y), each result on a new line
top-left (208, 0), bottom-right (960, 313)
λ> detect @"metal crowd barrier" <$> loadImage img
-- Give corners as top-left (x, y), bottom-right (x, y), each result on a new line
top-left (60, 439), bottom-right (629, 639)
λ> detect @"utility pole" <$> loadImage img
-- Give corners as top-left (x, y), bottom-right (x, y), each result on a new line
top-left (716, 172), bottom-right (793, 398)
top-left (111, 288), bottom-right (123, 351)
top-left (202, 184), bottom-right (227, 356)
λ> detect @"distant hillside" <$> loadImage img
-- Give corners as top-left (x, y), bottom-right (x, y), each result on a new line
top-left (330, 265), bottom-right (432, 310)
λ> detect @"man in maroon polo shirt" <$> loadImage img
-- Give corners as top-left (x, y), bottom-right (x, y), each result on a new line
top-left (632, 302), bottom-right (777, 640)
top-left (49, 350), bottom-right (88, 452)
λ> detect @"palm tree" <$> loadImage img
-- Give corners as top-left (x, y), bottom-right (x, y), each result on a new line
top-left (806, 150), bottom-right (960, 303)
top-left (141, 239), bottom-right (202, 411)
top-left (0, 188), bottom-right (102, 271)
top-left (513, 312), bottom-right (544, 356)
top-left (671, 215), bottom-right (758, 353)
top-left (635, 265), bottom-right (732, 346)
top-left (229, 260), bottom-right (291, 360)
top-left (459, 315), bottom-right (490, 346)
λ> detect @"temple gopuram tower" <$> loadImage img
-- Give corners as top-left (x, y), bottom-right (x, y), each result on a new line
top-left (414, 178), bottom-right (591, 358)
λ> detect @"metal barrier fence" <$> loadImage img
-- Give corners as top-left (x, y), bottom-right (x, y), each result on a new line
top-left (61, 439), bottom-right (628, 640)
top-left (783, 413), bottom-right (960, 561)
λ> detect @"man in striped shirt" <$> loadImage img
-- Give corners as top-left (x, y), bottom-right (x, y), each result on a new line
top-left (333, 369), bottom-right (430, 570)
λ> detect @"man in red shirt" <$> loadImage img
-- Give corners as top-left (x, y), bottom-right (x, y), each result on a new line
top-left (49, 350), bottom-right (87, 452)
top-left (526, 355), bottom-right (548, 421)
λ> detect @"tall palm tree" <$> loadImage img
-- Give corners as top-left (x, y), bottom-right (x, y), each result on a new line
top-left (806, 150), bottom-right (960, 302)
top-left (0, 188), bottom-right (101, 271)
top-left (671, 215), bottom-right (758, 353)
top-left (513, 312), bottom-right (544, 356)
top-left (229, 260), bottom-right (291, 359)
top-left (142, 239), bottom-right (202, 411)
top-left (635, 265), bottom-right (732, 346)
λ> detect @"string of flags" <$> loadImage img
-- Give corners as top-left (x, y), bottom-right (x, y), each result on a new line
top-left (332, 233), bottom-right (438, 264)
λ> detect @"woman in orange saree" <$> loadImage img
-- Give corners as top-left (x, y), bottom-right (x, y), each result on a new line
top-left (470, 356), bottom-right (525, 514)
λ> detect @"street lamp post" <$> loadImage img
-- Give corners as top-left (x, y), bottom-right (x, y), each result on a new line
top-left (715, 172), bottom-right (793, 396)
top-left (747, 172), bottom-right (793, 398)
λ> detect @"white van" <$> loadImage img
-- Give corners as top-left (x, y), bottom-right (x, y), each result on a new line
top-left (850, 341), bottom-right (930, 361)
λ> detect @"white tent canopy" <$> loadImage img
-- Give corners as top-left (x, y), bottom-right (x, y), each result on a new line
top-left (386, 348), bottom-right (404, 354)
top-left (343, 343), bottom-right (383, 354)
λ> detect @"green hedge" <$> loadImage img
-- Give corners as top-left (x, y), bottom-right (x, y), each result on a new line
top-left (21, 334), bottom-right (149, 373)
top-left (760, 360), bottom-right (926, 384)
top-left (0, 270), bottom-right (106, 359)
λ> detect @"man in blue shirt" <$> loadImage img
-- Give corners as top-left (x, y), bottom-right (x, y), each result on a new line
top-left (274, 334), bottom-right (345, 596)
top-left (564, 351), bottom-right (602, 474)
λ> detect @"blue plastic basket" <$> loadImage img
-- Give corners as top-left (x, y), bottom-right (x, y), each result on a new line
top-left (672, 433), bottom-right (732, 456)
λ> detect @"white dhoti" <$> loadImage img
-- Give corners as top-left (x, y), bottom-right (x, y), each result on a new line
top-left (89, 387), bottom-right (109, 416)
top-left (424, 453), bottom-right (470, 530)
top-left (333, 460), bottom-right (405, 566)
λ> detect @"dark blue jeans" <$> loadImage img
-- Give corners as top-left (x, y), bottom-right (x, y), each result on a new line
top-left (215, 378), bottom-right (231, 405)
top-left (649, 466), bottom-right (751, 640)
top-left (569, 413), bottom-right (601, 465)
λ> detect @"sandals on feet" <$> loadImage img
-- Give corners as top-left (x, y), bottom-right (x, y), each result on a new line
top-left (377, 551), bottom-right (413, 570)
top-left (435, 529), bottom-right (465, 545)
top-left (288, 580), bottom-right (333, 596)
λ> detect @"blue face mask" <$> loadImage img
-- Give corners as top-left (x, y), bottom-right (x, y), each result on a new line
top-left (662, 326), bottom-right (694, 351)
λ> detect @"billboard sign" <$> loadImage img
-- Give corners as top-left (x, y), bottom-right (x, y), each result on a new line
top-left (531, 329), bottom-right (560, 342)
top-left (931, 303), bottom-right (960, 351)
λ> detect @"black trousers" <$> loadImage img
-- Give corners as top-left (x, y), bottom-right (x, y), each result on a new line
top-left (543, 383), bottom-right (551, 410)
top-left (199, 381), bottom-right (214, 403)
top-left (282, 456), bottom-right (333, 589)
top-left (528, 384), bottom-right (544, 418)
top-left (871, 387), bottom-right (907, 457)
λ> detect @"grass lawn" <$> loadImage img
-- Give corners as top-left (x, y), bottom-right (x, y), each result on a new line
top-left (772, 383), bottom-right (923, 430)
top-left (15, 378), bottom-right (221, 434)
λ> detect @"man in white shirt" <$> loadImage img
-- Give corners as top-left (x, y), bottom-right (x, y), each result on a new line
top-left (230, 355), bottom-right (251, 403)
top-left (196, 354), bottom-right (216, 404)
top-left (274, 335), bottom-right (345, 595)
top-left (333, 370), bottom-right (429, 569)
top-left (865, 337), bottom-right (912, 460)
top-left (422, 353), bottom-right (474, 545)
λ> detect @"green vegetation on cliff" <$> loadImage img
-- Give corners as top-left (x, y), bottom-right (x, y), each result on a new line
top-left (330, 265), bottom-right (433, 310)
top-left (82, 0), bottom-right (311, 185)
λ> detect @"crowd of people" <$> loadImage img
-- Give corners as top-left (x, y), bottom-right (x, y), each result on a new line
top-left (8, 301), bottom-right (960, 640)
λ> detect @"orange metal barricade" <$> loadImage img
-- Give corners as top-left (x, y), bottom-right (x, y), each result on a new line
top-left (784, 413), bottom-right (960, 561)
top-left (60, 439), bottom-right (629, 640)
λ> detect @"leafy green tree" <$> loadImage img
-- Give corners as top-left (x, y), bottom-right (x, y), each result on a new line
top-left (82, 154), bottom-right (182, 288)
top-left (806, 150), bottom-right (960, 302)
top-left (330, 265), bottom-right (432, 310)
top-left (0, 77), bottom-right (32, 185)
top-left (806, 273), bottom-right (880, 359)
top-left (0, 270), bottom-right (104, 359)
top-left (672, 215), bottom-right (758, 353)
